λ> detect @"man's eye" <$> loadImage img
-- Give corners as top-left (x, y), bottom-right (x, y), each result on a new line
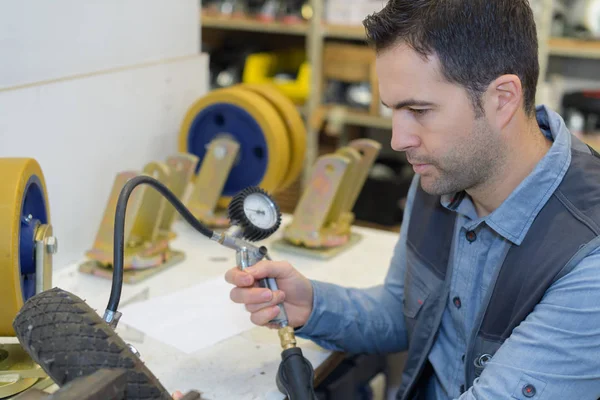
top-left (409, 108), bottom-right (428, 115)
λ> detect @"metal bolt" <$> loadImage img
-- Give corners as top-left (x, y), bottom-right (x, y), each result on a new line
top-left (46, 236), bottom-right (58, 254)
top-left (23, 214), bottom-right (33, 224)
top-left (214, 145), bottom-right (227, 159)
top-left (128, 344), bottom-right (141, 357)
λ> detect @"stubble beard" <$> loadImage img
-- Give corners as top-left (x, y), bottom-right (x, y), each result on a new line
top-left (417, 118), bottom-right (504, 196)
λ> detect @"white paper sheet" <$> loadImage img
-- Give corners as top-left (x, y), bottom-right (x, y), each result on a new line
top-left (119, 276), bottom-right (257, 354)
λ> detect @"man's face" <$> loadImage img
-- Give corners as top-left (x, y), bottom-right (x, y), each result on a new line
top-left (376, 43), bottom-right (504, 196)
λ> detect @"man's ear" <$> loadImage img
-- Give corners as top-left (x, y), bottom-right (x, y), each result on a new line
top-left (486, 74), bottom-right (522, 130)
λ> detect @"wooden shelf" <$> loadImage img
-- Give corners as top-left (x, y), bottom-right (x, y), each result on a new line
top-left (325, 24), bottom-right (366, 40)
top-left (201, 13), bottom-right (308, 35)
top-left (344, 111), bottom-right (392, 129)
top-left (201, 12), bottom-right (368, 40)
top-left (548, 37), bottom-right (600, 60)
top-left (319, 105), bottom-right (392, 130)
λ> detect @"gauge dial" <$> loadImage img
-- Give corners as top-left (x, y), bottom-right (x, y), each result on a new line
top-left (228, 186), bottom-right (282, 241)
top-left (243, 193), bottom-right (278, 230)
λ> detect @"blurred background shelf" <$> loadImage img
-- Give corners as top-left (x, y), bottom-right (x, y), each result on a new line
top-left (343, 112), bottom-right (391, 129)
top-left (324, 24), bottom-right (366, 40)
top-left (201, 12), bottom-right (367, 40)
top-left (201, 13), bottom-right (308, 35)
top-left (548, 37), bottom-right (600, 59)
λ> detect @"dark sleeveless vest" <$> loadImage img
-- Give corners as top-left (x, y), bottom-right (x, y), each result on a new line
top-left (397, 143), bottom-right (600, 399)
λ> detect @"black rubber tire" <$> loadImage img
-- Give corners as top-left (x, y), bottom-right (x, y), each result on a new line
top-left (12, 287), bottom-right (172, 400)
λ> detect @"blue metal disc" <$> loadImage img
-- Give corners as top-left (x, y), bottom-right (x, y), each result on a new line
top-left (186, 103), bottom-right (269, 196)
top-left (19, 175), bottom-right (48, 301)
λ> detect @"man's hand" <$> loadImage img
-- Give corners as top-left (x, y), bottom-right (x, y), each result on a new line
top-left (225, 259), bottom-right (314, 328)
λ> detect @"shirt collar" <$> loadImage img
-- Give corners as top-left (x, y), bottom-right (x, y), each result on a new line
top-left (440, 105), bottom-right (572, 245)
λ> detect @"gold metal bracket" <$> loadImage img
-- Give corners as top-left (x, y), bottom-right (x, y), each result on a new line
top-left (186, 136), bottom-right (240, 228)
top-left (159, 153), bottom-right (200, 239)
top-left (272, 139), bottom-right (381, 259)
top-left (79, 153), bottom-right (198, 283)
top-left (0, 343), bottom-right (53, 399)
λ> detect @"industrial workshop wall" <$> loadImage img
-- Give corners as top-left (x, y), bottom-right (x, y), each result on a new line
top-left (0, 0), bottom-right (209, 269)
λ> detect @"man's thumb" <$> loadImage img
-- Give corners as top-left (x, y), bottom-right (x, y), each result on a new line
top-left (245, 260), bottom-right (290, 280)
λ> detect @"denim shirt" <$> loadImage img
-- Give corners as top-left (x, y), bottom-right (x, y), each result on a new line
top-left (295, 105), bottom-right (600, 399)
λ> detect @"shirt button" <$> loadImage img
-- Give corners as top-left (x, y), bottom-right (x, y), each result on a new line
top-left (465, 230), bottom-right (477, 242)
top-left (522, 384), bottom-right (536, 397)
top-left (453, 296), bottom-right (462, 309)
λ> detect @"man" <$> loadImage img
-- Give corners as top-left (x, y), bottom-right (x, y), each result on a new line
top-left (225, 0), bottom-right (600, 399)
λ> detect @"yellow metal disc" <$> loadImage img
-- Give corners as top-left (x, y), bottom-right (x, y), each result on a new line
top-left (0, 158), bottom-right (50, 336)
top-left (241, 83), bottom-right (307, 191)
top-left (179, 86), bottom-right (291, 208)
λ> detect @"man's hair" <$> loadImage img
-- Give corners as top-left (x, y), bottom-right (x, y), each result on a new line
top-left (363, 0), bottom-right (540, 117)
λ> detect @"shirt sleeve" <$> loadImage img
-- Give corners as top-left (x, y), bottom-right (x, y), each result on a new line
top-left (458, 246), bottom-right (600, 400)
top-left (294, 175), bottom-right (421, 354)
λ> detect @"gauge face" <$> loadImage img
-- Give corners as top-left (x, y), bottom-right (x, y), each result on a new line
top-left (243, 193), bottom-right (278, 230)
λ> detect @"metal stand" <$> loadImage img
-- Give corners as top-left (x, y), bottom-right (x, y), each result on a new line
top-left (186, 136), bottom-right (240, 228)
top-left (79, 153), bottom-right (198, 283)
top-left (273, 138), bottom-right (381, 259)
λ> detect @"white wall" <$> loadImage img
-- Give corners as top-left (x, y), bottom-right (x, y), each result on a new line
top-left (0, 1), bottom-right (209, 269)
top-left (0, 0), bottom-right (200, 89)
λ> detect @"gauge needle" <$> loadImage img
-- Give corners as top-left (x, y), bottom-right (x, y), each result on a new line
top-left (246, 209), bottom-right (265, 215)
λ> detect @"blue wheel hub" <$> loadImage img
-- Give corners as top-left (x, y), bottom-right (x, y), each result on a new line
top-left (186, 103), bottom-right (269, 196)
top-left (19, 175), bottom-right (48, 301)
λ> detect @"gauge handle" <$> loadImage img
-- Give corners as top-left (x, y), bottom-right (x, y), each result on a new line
top-left (238, 245), bottom-right (289, 326)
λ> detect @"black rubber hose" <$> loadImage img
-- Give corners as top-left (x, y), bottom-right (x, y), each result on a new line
top-left (107, 175), bottom-right (214, 313)
top-left (276, 347), bottom-right (318, 400)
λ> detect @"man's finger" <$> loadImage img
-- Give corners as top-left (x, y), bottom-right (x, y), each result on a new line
top-left (250, 305), bottom-right (282, 326)
top-left (230, 287), bottom-right (274, 304)
top-left (224, 267), bottom-right (254, 287)
top-left (244, 290), bottom-right (285, 312)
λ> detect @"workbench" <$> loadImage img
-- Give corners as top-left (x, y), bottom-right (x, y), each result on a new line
top-left (50, 215), bottom-right (400, 399)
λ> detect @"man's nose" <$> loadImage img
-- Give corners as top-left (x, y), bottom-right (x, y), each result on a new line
top-left (390, 115), bottom-right (420, 152)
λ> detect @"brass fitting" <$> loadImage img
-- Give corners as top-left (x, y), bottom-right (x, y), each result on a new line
top-left (278, 326), bottom-right (297, 350)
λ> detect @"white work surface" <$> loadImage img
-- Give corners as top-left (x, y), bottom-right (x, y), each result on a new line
top-left (52, 215), bottom-right (400, 399)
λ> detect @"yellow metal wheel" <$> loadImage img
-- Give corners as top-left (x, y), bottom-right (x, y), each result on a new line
top-left (241, 83), bottom-right (307, 191)
top-left (178, 86), bottom-right (291, 208)
top-left (0, 158), bottom-right (50, 336)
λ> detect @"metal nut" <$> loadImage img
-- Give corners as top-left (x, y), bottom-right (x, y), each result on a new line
top-left (128, 344), bottom-right (141, 357)
top-left (214, 145), bottom-right (227, 159)
top-left (46, 236), bottom-right (58, 254)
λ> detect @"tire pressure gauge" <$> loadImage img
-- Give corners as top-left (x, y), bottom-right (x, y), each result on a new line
top-left (227, 186), bottom-right (282, 242)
